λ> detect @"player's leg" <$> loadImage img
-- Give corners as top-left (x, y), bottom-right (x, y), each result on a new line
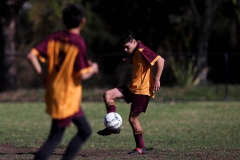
top-left (127, 94), bottom-right (150, 154)
top-left (97, 87), bottom-right (125, 136)
top-left (103, 87), bottom-right (124, 113)
top-left (128, 111), bottom-right (146, 154)
top-left (62, 109), bottom-right (92, 160)
top-left (103, 85), bottom-right (134, 113)
top-left (33, 120), bottom-right (66, 160)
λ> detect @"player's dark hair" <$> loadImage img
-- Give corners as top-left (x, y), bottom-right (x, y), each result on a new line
top-left (62, 3), bottom-right (85, 29)
top-left (120, 30), bottom-right (135, 45)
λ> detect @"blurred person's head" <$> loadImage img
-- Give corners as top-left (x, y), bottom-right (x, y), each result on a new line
top-left (62, 3), bottom-right (86, 30)
top-left (120, 30), bottom-right (138, 54)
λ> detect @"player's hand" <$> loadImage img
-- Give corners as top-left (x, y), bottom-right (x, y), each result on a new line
top-left (152, 80), bottom-right (160, 92)
top-left (88, 60), bottom-right (93, 65)
top-left (123, 58), bottom-right (132, 64)
top-left (91, 62), bottom-right (99, 73)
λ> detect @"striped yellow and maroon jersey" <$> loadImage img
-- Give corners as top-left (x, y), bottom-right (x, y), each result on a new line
top-left (31, 31), bottom-right (92, 119)
top-left (127, 41), bottom-right (161, 98)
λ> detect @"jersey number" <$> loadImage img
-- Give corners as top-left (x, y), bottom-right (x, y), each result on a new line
top-left (55, 46), bottom-right (66, 72)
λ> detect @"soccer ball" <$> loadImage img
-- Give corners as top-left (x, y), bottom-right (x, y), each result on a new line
top-left (104, 112), bottom-right (122, 130)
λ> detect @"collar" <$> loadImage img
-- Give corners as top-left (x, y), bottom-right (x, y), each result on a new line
top-left (132, 41), bottom-right (141, 57)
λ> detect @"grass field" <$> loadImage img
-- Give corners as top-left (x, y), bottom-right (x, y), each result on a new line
top-left (0, 101), bottom-right (239, 160)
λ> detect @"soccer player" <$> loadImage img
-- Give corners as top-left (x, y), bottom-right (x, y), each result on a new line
top-left (97, 30), bottom-right (165, 154)
top-left (27, 3), bottom-right (98, 160)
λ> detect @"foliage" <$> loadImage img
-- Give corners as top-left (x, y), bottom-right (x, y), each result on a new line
top-left (25, 0), bottom-right (77, 48)
top-left (2, 0), bottom-right (240, 91)
top-left (25, 0), bottom-right (119, 57)
top-left (169, 54), bottom-right (196, 86)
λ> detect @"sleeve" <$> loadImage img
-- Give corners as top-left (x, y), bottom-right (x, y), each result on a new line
top-left (74, 40), bottom-right (92, 74)
top-left (141, 47), bottom-right (160, 66)
top-left (30, 37), bottom-right (49, 63)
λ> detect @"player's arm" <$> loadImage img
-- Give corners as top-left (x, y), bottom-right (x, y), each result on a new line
top-left (74, 48), bottom-right (99, 80)
top-left (27, 52), bottom-right (43, 76)
top-left (80, 62), bottom-right (98, 80)
top-left (27, 51), bottom-right (47, 85)
top-left (153, 56), bottom-right (165, 92)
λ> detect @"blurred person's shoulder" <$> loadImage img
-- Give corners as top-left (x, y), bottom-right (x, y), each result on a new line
top-left (45, 30), bottom-right (84, 46)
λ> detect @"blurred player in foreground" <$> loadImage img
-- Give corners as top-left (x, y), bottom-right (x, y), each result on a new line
top-left (97, 30), bottom-right (165, 154)
top-left (27, 3), bottom-right (98, 160)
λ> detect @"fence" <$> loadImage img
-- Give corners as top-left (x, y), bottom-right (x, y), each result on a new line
top-left (0, 52), bottom-right (240, 101)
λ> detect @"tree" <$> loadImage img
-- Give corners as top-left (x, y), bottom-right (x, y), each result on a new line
top-left (0, 0), bottom-right (26, 91)
top-left (167, 0), bottom-right (229, 85)
top-left (190, 0), bottom-right (224, 85)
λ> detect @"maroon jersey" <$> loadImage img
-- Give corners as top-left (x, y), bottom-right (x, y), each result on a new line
top-left (128, 41), bottom-right (161, 98)
top-left (31, 31), bottom-right (92, 119)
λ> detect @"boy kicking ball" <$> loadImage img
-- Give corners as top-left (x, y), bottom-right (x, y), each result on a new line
top-left (97, 30), bottom-right (165, 154)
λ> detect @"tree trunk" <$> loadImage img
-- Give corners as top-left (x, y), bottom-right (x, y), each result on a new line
top-left (0, 20), bottom-right (4, 91)
top-left (194, 5), bottom-right (213, 85)
top-left (0, 0), bottom-right (26, 91)
top-left (191, 0), bottom-right (222, 85)
top-left (0, 19), bottom-right (16, 91)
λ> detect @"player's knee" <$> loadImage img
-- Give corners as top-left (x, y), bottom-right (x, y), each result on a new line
top-left (79, 125), bottom-right (92, 140)
top-left (104, 91), bottom-right (115, 102)
top-left (128, 116), bottom-right (136, 125)
top-left (104, 90), bottom-right (111, 99)
top-left (84, 125), bottom-right (92, 138)
top-left (103, 91), bottom-right (111, 102)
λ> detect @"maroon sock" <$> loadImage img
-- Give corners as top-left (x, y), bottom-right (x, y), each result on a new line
top-left (103, 94), bottom-right (116, 113)
top-left (134, 133), bottom-right (145, 148)
top-left (107, 105), bottom-right (116, 113)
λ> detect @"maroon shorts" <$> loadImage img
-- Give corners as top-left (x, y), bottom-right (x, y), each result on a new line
top-left (54, 106), bottom-right (85, 127)
top-left (117, 85), bottom-right (150, 114)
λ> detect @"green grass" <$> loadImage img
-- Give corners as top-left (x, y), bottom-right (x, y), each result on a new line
top-left (0, 101), bottom-right (240, 159)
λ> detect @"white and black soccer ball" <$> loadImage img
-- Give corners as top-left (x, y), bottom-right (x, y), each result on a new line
top-left (104, 112), bottom-right (122, 130)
